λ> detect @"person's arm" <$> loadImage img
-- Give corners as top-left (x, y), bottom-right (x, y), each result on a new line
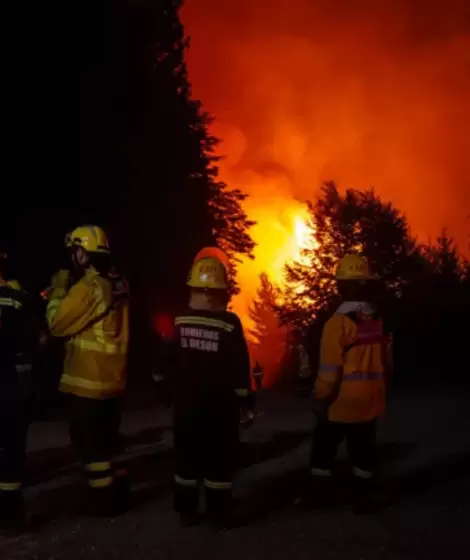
top-left (47, 280), bottom-right (109, 337)
top-left (230, 317), bottom-right (254, 414)
top-left (314, 315), bottom-right (344, 411)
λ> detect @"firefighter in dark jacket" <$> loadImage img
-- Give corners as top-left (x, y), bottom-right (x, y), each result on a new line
top-left (0, 252), bottom-right (40, 530)
top-left (172, 253), bottom-right (254, 526)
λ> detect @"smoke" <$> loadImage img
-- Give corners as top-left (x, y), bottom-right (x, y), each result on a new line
top-left (182, 0), bottom-right (470, 246)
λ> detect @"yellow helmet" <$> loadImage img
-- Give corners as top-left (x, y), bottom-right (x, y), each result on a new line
top-left (65, 225), bottom-right (110, 254)
top-left (336, 254), bottom-right (377, 281)
top-left (187, 257), bottom-right (229, 290)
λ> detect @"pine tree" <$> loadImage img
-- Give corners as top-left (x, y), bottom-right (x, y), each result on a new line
top-left (116, 0), bottom-right (254, 305)
top-left (248, 273), bottom-right (287, 385)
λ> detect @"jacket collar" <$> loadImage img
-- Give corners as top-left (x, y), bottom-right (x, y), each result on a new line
top-left (336, 301), bottom-right (376, 315)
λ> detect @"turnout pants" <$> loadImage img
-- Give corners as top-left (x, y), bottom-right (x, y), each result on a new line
top-left (69, 396), bottom-right (125, 505)
top-left (173, 402), bottom-right (239, 518)
top-left (311, 419), bottom-right (377, 479)
top-left (0, 391), bottom-right (29, 515)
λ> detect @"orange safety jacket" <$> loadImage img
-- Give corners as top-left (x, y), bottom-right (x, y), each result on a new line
top-left (314, 302), bottom-right (389, 423)
top-left (46, 269), bottom-right (129, 399)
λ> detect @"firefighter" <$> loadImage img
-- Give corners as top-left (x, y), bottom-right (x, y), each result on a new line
top-left (171, 253), bottom-right (254, 528)
top-left (46, 226), bottom-right (130, 516)
top-left (297, 343), bottom-right (312, 397)
top-left (252, 361), bottom-right (264, 390)
top-left (308, 254), bottom-right (391, 513)
top-left (0, 252), bottom-right (40, 530)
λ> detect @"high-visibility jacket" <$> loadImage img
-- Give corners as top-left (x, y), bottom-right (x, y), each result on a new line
top-left (46, 269), bottom-right (129, 399)
top-left (315, 302), bottom-right (388, 423)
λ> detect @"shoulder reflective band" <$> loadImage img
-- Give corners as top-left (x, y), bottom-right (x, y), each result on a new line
top-left (343, 371), bottom-right (384, 381)
top-left (0, 297), bottom-right (22, 310)
top-left (235, 388), bottom-right (250, 397)
top-left (176, 316), bottom-right (235, 332)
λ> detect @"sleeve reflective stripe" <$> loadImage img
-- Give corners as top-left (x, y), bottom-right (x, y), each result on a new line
top-left (204, 479), bottom-right (232, 490)
top-left (69, 337), bottom-right (127, 355)
top-left (319, 363), bottom-right (342, 373)
top-left (174, 475), bottom-right (198, 487)
top-left (85, 461), bottom-right (112, 472)
top-left (235, 388), bottom-right (250, 397)
top-left (343, 371), bottom-right (384, 381)
top-left (0, 297), bottom-right (22, 310)
top-left (88, 476), bottom-right (114, 488)
top-left (352, 466), bottom-right (374, 479)
top-left (0, 482), bottom-right (21, 491)
top-left (60, 374), bottom-right (124, 392)
top-left (46, 299), bottom-right (61, 324)
top-left (175, 316), bottom-right (235, 332)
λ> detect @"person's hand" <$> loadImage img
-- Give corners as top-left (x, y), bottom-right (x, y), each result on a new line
top-left (240, 408), bottom-right (255, 429)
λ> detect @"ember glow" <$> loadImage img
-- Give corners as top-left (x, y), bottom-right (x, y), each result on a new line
top-left (182, 0), bottom-right (470, 322)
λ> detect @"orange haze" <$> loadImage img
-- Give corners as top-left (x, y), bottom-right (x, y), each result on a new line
top-left (182, 0), bottom-right (470, 324)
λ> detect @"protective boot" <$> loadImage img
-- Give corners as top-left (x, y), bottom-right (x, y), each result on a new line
top-left (205, 487), bottom-right (234, 531)
top-left (0, 491), bottom-right (30, 532)
top-left (297, 472), bottom-right (337, 510)
top-left (351, 476), bottom-right (383, 515)
top-left (114, 472), bottom-right (131, 514)
top-left (81, 484), bottom-right (124, 518)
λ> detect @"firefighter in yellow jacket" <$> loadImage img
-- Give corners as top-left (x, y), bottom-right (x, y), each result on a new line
top-left (46, 226), bottom-right (129, 516)
top-left (171, 252), bottom-right (254, 528)
top-left (309, 254), bottom-right (391, 513)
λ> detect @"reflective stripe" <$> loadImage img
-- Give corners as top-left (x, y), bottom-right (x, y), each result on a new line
top-left (252, 372), bottom-right (263, 378)
top-left (235, 388), bottom-right (250, 397)
top-left (310, 468), bottom-right (332, 477)
top-left (86, 461), bottom-right (112, 472)
top-left (175, 475), bottom-right (198, 487)
top-left (46, 299), bottom-right (61, 324)
top-left (204, 479), bottom-right (232, 490)
top-left (343, 371), bottom-right (384, 381)
top-left (70, 337), bottom-right (127, 354)
top-left (0, 297), bottom-right (22, 309)
top-left (352, 466), bottom-right (373, 479)
top-left (0, 482), bottom-right (21, 491)
top-left (60, 374), bottom-right (123, 392)
top-left (319, 363), bottom-right (342, 373)
top-left (88, 476), bottom-right (114, 488)
top-left (176, 316), bottom-right (234, 332)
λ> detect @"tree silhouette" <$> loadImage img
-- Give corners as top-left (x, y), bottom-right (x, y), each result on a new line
top-left (117, 0), bottom-right (254, 307)
top-left (281, 182), bottom-right (418, 330)
top-left (249, 273), bottom-right (287, 386)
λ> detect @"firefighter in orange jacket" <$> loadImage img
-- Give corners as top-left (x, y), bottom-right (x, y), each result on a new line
top-left (309, 254), bottom-right (391, 512)
top-left (46, 226), bottom-right (129, 516)
top-left (171, 252), bottom-right (254, 527)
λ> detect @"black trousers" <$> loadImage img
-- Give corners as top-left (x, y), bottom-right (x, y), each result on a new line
top-left (311, 419), bottom-right (377, 477)
top-left (0, 392), bottom-right (29, 500)
top-left (173, 401), bottom-right (239, 516)
top-left (69, 396), bottom-right (123, 491)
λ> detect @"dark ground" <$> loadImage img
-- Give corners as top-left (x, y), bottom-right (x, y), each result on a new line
top-left (1, 389), bottom-right (470, 559)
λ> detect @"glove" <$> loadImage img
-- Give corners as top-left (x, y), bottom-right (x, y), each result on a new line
top-left (312, 399), bottom-right (328, 421)
top-left (240, 408), bottom-right (255, 429)
top-left (49, 270), bottom-right (70, 299)
top-left (51, 269), bottom-right (70, 290)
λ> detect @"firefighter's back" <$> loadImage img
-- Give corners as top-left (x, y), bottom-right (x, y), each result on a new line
top-left (173, 309), bottom-right (244, 415)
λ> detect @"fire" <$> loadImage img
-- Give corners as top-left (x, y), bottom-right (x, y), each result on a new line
top-left (228, 179), bottom-right (313, 327)
top-left (182, 0), bottom-right (470, 251)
